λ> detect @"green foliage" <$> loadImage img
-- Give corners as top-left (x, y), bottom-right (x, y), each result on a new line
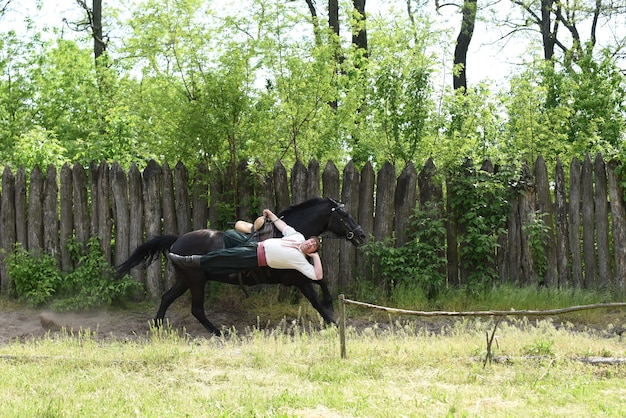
top-left (53, 237), bottom-right (141, 311)
top-left (448, 162), bottom-right (512, 292)
top-left (4, 245), bottom-right (62, 307)
top-left (433, 85), bottom-right (506, 170)
top-left (5, 238), bottom-right (140, 311)
top-left (1, 0), bottom-right (624, 176)
top-left (12, 127), bottom-right (69, 169)
top-left (364, 162), bottom-right (514, 299)
top-left (505, 55), bottom-right (625, 169)
top-left (363, 203), bottom-right (447, 299)
top-left (372, 63), bottom-right (432, 165)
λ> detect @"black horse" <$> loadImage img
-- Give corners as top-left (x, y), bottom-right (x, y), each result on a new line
top-left (116, 197), bottom-right (367, 335)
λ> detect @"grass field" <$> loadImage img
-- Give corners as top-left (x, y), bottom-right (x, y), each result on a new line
top-left (1, 311), bottom-right (625, 417)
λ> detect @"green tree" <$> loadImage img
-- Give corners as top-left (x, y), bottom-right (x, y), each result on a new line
top-left (505, 55), bottom-right (625, 167)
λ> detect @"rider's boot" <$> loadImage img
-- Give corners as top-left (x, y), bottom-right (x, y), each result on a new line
top-left (168, 253), bottom-right (202, 267)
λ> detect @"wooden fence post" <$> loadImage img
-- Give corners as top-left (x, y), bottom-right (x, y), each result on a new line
top-left (322, 161), bottom-right (341, 295)
top-left (162, 161), bottom-right (178, 291)
top-left (273, 160), bottom-right (290, 214)
top-left (357, 161), bottom-right (375, 282)
top-left (608, 159), bottom-right (626, 289)
top-left (569, 157), bottom-right (583, 288)
top-left (128, 163), bottom-right (144, 294)
top-left (340, 161), bottom-right (360, 293)
top-left (110, 162), bottom-right (130, 271)
top-left (418, 158), bottom-right (445, 280)
top-left (59, 163), bottom-right (74, 272)
top-left (236, 159), bottom-right (254, 222)
top-left (192, 163), bottom-right (209, 231)
top-left (373, 162), bottom-right (395, 242)
top-left (534, 156), bottom-right (557, 286)
top-left (1, 166), bottom-right (16, 296)
top-left (446, 175), bottom-right (460, 286)
top-left (554, 157), bottom-right (570, 287)
top-left (15, 167), bottom-right (27, 250)
top-left (173, 161), bottom-right (192, 235)
top-left (73, 163), bottom-right (90, 251)
top-left (518, 161), bottom-right (535, 285)
top-left (306, 159), bottom-right (321, 200)
top-left (581, 154), bottom-right (597, 288)
top-left (594, 153), bottom-right (611, 289)
top-left (339, 294), bottom-right (347, 359)
top-left (143, 160), bottom-right (163, 300)
top-left (253, 159), bottom-right (274, 214)
top-left (393, 163), bottom-right (417, 247)
top-left (291, 159), bottom-right (307, 205)
top-left (43, 164), bottom-right (59, 264)
top-left (28, 166), bottom-right (44, 256)
top-left (96, 160), bottom-right (112, 262)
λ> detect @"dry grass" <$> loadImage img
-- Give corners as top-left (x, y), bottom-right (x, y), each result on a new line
top-left (1, 314), bottom-right (625, 417)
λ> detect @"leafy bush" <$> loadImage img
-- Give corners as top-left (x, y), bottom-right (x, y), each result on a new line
top-left (448, 162), bottom-right (512, 292)
top-left (363, 162), bottom-right (514, 299)
top-left (363, 203), bottom-right (447, 299)
top-left (4, 246), bottom-right (62, 307)
top-left (5, 237), bottom-right (141, 310)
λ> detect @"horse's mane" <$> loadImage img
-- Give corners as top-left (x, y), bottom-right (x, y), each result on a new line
top-left (278, 197), bottom-right (328, 217)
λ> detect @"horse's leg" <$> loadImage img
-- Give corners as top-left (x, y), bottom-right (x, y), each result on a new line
top-left (155, 279), bottom-right (189, 327)
top-left (298, 282), bottom-right (336, 325)
top-left (319, 281), bottom-right (334, 312)
top-left (187, 277), bottom-right (221, 336)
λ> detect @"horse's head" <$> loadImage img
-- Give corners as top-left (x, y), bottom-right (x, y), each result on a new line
top-left (278, 197), bottom-right (367, 246)
top-left (324, 197), bottom-right (367, 247)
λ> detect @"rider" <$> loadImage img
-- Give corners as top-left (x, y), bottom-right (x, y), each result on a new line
top-left (168, 209), bottom-right (323, 281)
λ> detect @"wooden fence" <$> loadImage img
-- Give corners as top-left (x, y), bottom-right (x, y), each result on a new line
top-left (0, 153), bottom-right (624, 300)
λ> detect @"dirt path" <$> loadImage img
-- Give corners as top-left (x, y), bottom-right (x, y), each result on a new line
top-left (0, 302), bottom-right (257, 344)
top-left (1, 300), bottom-right (623, 344)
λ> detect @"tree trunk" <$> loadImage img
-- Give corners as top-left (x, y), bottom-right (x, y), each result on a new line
top-left (453, 0), bottom-right (477, 91)
top-left (540, 0), bottom-right (555, 60)
top-left (93, 0), bottom-right (105, 60)
top-left (352, 0), bottom-right (368, 56)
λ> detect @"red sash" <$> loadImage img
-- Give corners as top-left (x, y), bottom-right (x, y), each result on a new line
top-left (256, 242), bottom-right (267, 267)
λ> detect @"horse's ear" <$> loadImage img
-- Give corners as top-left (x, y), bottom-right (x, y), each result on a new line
top-left (326, 196), bottom-right (345, 212)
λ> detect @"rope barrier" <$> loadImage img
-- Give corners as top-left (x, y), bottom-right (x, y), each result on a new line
top-left (337, 294), bottom-right (626, 360)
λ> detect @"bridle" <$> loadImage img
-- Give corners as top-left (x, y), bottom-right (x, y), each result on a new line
top-left (324, 199), bottom-right (363, 242)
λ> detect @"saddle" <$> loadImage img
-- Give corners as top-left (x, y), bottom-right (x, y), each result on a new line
top-left (251, 218), bottom-right (275, 242)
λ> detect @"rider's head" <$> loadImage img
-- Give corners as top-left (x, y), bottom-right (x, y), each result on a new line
top-left (300, 236), bottom-right (321, 254)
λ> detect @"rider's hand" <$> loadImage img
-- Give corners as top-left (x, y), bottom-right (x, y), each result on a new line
top-left (263, 209), bottom-right (275, 220)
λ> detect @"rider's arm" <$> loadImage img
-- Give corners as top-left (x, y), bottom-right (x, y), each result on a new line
top-left (308, 252), bottom-right (324, 280)
top-left (263, 209), bottom-right (288, 233)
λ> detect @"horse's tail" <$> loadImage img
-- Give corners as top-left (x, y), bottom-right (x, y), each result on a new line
top-left (116, 235), bottom-right (179, 279)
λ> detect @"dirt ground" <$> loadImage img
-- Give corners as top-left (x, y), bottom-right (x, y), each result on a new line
top-left (0, 300), bottom-right (265, 344)
top-left (1, 297), bottom-right (625, 344)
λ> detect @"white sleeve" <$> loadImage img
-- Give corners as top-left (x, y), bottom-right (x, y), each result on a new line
top-left (291, 257), bottom-right (317, 280)
top-left (281, 226), bottom-right (297, 237)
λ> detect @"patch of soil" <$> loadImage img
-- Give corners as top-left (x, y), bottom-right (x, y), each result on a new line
top-left (1, 299), bottom-right (624, 344)
top-left (0, 301), bottom-right (261, 344)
